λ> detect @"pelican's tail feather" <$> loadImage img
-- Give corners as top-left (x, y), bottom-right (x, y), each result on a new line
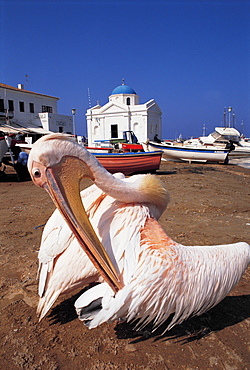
top-left (37, 289), bottom-right (62, 321)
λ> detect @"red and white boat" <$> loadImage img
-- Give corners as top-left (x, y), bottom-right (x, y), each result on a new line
top-left (16, 141), bottom-right (162, 175)
top-left (92, 150), bottom-right (162, 175)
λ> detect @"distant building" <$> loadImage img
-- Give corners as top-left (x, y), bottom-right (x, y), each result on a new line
top-left (0, 83), bottom-right (72, 140)
top-left (86, 82), bottom-right (162, 146)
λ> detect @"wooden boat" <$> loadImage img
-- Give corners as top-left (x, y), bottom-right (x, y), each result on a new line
top-left (91, 150), bottom-right (162, 175)
top-left (142, 141), bottom-right (229, 164)
top-left (16, 142), bottom-right (162, 175)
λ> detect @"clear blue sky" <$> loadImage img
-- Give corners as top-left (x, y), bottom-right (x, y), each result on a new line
top-left (1, 0), bottom-right (249, 139)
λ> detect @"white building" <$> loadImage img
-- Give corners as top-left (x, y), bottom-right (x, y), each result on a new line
top-left (0, 83), bottom-right (72, 139)
top-left (86, 82), bottom-right (162, 146)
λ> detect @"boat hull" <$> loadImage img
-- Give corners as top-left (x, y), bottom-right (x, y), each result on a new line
top-left (92, 151), bottom-right (162, 175)
top-left (143, 142), bottom-right (228, 163)
top-left (228, 146), bottom-right (250, 157)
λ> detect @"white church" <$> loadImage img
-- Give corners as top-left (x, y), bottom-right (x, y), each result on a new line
top-left (86, 82), bottom-right (162, 146)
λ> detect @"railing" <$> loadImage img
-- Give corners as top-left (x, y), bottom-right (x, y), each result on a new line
top-left (0, 110), bottom-right (14, 118)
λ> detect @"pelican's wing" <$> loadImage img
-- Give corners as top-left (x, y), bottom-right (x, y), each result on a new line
top-left (74, 201), bottom-right (154, 320)
top-left (37, 175), bottom-right (128, 319)
top-left (86, 196), bottom-right (153, 284)
top-left (37, 237), bottom-right (101, 320)
top-left (37, 183), bottom-right (107, 318)
top-left (37, 208), bottom-right (73, 296)
top-left (38, 182), bottom-right (103, 265)
top-left (75, 218), bottom-right (250, 332)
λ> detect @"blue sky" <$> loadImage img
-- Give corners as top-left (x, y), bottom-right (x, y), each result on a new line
top-left (1, 0), bottom-right (249, 139)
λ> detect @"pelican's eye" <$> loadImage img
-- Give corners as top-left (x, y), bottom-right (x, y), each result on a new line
top-left (33, 168), bottom-right (41, 178)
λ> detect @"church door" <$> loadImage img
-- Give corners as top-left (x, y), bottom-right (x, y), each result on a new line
top-left (111, 124), bottom-right (118, 138)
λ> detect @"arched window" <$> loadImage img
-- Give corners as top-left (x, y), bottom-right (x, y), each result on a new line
top-left (126, 97), bottom-right (130, 105)
top-left (93, 125), bottom-right (99, 135)
top-left (133, 122), bottom-right (138, 134)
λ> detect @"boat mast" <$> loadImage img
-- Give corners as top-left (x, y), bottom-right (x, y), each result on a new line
top-left (228, 106), bottom-right (232, 127)
top-left (223, 107), bottom-right (227, 127)
top-left (202, 123), bottom-right (206, 136)
top-left (232, 109), bottom-right (236, 128)
top-left (223, 106), bottom-right (234, 128)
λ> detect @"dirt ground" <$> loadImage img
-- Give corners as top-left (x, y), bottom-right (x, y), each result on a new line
top-left (0, 160), bottom-right (249, 370)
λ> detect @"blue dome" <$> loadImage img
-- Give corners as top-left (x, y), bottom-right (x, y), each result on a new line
top-left (111, 84), bottom-right (136, 95)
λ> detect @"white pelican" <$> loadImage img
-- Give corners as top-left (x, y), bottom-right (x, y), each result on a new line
top-left (28, 133), bottom-right (250, 332)
top-left (28, 133), bottom-right (169, 320)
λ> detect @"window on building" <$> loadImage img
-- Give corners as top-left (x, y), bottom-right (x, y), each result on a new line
top-left (19, 101), bottom-right (25, 112)
top-left (111, 124), bottom-right (118, 138)
top-left (133, 122), bottom-right (138, 132)
top-left (0, 99), bottom-right (4, 112)
top-left (59, 126), bottom-right (63, 133)
top-left (42, 105), bottom-right (53, 113)
top-left (29, 103), bottom-right (34, 113)
top-left (93, 125), bottom-right (99, 135)
top-left (8, 100), bottom-right (14, 112)
top-left (126, 97), bottom-right (130, 105)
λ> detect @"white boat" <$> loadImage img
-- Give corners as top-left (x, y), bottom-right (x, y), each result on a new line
top-left (15, 142), bottom-right (33, 153)
top-left (228, 139), bottom-right (250, 157)
top-left (185, 127), bottom-right (250, 157)
top-left (142, 141), bottom-right (229, 164)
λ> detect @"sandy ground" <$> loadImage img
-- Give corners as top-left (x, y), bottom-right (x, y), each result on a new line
top-left (0, 160), bottom-right (249, 369)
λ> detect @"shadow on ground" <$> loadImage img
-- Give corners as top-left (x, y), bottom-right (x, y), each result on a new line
top-left (47, 291), bottom-right (250, 344)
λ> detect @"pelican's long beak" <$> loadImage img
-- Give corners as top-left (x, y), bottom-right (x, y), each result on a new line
top-left (43, 155), bottom-right (123, 293)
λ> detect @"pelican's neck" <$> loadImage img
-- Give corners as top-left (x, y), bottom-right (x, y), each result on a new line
top-left (83, 150), bottom-right (169, 217)
top-left (30, 135), bottom-right (169, 218)
top-left (95, 169), bottom-right (139, 203)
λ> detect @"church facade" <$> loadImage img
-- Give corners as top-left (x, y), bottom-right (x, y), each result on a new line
top-left (86, 83), bottom-right (162, 146)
